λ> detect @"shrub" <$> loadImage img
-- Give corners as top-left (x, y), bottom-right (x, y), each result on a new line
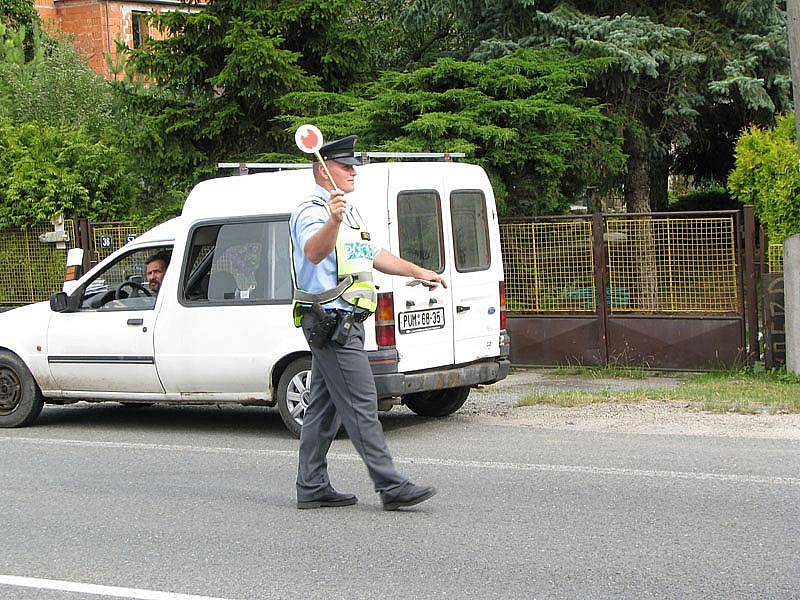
top-left (0, 119), bottom-right (138, 229)
top-left (669, 185), bottom-right (738, 212)
top-left (0, 23), bottom-right (116, 135)
top-left (728, 113), bottom-right (800, 242)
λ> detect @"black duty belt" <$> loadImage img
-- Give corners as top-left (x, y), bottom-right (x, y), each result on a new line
top-left (304, 307), bottom-right (371, 322)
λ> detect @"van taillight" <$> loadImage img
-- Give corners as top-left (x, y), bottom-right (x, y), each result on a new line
top-left (375, 292), bottom-right (396, 347)
top-left (499, 281), bottom-right (507, 330)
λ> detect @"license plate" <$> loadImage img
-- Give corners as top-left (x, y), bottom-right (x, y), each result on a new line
top-left (398, 307), bottom-right (445, 334)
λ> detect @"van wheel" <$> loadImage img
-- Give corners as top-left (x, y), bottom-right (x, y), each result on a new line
top-left (277, 357), bottom-right (312, 438)
top-left (403, 386), bottom-right (470, 418)
top-left (0, 351), bottom-right (44, 428)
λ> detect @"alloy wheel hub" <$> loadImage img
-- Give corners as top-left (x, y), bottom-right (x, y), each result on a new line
top-left (0, 370), bottom-right (21, 411)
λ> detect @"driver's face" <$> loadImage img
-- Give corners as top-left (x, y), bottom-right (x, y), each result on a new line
top-left (146, 259), bottom-right (167, 293)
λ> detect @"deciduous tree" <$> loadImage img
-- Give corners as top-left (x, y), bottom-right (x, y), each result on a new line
top-left (0, 119), bottom-right (137, 229)
top-left (728, 113), bottom-right (800, 243)
top-left (0, 23), bottom-right (136, 228)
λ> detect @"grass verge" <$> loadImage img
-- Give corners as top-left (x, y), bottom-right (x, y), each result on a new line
top-left (519, 369), bottom-right (800, 414)
top-left (548, 366), bottom-right (651, 379)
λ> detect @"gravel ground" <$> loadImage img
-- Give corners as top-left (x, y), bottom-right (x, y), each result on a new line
top-left (438, 368), bottom-right (800, 440)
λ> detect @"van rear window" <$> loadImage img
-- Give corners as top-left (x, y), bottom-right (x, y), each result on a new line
top-left (451, 190), bottom-right (491, 272)
top-left (182, 219), bottom-right (292, 304)
top-left (397, 190), bottom-right (444, 273)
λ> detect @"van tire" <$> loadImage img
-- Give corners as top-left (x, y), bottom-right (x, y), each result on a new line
top-left (403, 386), bottom-right (470, 418)
top-left (277, 357), bottom-right (312, 438)
top-left (0, 351), bottom-right (44, 428)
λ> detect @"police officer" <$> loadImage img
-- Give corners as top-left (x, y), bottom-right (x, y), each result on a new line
top-left (290, 135), bottom-right (445, 510)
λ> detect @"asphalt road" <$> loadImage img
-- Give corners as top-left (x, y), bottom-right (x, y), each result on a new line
top-left (1, 401), bottom-right (799, 600)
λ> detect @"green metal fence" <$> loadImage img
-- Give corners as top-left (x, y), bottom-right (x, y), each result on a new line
top-left (0, 221), bottom-right (77, 305)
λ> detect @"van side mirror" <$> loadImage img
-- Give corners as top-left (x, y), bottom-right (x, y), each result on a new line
top-left (50, 292), bottom-right (69, 313)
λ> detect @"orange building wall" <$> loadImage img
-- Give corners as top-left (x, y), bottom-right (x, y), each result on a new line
top-left (33, 1), bottom-right (58, 22)
top-left (34, 1), bottom-right (205, 79)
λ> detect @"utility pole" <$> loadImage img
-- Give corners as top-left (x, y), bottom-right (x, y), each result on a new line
top-left (788, 0), bottom-right (800, 163)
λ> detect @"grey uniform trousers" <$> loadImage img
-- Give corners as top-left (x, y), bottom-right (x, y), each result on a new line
top-left (296, 313), bottom-right (409, 501)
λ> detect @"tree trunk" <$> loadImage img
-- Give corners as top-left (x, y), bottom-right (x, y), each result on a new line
top-left (623, 138), bottom-right (658, 312)
top-left (649, 158), bottom-right (669, 212)
top-left (624, 142), bottom-right (651, 213)
top-left (587, 187), bottom-right (602, 213)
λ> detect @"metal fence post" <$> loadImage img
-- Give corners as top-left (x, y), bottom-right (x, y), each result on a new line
top-left (786, 234), bottom-right (800, 374)
top-left (77, 219), bottom-right (92, 274)
top-left (591, 213), bottom-right (609, 366)
top-left (743, 206), bottom-right (759, 365)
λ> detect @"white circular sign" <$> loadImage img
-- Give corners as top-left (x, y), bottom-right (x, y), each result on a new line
top-left (295, 124), bottom-right (323, 154)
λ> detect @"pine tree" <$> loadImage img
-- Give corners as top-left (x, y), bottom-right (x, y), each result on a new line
top-left (113, 0), bottom-right (371, 218)
top-left (281, 47), bottom-right (626, 215)
top-left (398, 0), bottom-right (791, 211)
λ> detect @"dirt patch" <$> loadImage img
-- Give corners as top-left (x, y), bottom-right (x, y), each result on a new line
top-left (461, 369), bottom-right (800, 440)
top-left (489, 402), bottom-right (800, 440)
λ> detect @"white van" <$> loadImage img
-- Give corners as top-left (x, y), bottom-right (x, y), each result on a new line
top-left (0, 162), bottom-right (510, 436)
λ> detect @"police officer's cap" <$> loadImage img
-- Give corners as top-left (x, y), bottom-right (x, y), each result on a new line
top-left (315, 135), bottom-right (361, 166)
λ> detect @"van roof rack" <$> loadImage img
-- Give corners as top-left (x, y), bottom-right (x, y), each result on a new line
top-left (218, 151), bottom-right (466, 175)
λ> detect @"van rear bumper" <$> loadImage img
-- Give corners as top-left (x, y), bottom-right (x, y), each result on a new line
top-left (372, 358), bottom-right (511, 399)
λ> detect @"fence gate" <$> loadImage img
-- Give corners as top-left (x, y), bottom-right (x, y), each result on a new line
top-left (501, 210), bottom-right (756, 370)
top-left (86, 221), bottom-right (147, 269)
top-left (0, 221), bottom-right (77, 305)
top-left (0, 220), bottom-right (148, 306)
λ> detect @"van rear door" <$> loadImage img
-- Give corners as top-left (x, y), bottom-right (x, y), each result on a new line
top-left (388, 175), bottom-right (455, 372)
top-left (447, 188), bottom-right (501, 363)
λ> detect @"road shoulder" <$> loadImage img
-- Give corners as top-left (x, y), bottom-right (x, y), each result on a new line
top-left (460, 369), bottom-right (800, 440)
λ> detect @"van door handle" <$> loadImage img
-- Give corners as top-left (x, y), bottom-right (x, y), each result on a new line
top-left (456, 305), bottom-right (470, 313)
top-left (406, 300), bottom-right (415, 308)
top-left (127, 318), bottom-right (143, 326)
top-left (429, 298), bottom-right (439, 306)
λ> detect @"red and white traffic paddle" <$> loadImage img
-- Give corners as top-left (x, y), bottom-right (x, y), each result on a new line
top-left (294, 124), bottom-right (340, 192)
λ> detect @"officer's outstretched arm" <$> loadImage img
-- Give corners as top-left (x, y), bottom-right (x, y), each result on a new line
top-left (373, 250), bottom-right (447, 288)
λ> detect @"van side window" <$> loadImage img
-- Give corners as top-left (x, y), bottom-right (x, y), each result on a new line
top-left (451, 190), bottom-right (491, 272)
top-left (397, 190), bottom-right (444, 273)
top-left (182, 219), bottom-right (292, 304)
top-left (79, 245), bottom-right (173, 311)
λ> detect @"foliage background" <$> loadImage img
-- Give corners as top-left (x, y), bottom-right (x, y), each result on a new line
top-left (728, 113), bottom-right (800, 243)
top-left (0, 0), bottom-right (795, 228)
top-left (0, 22), bottom-right (136, 230)
top-left (281, 48), bottom-right (625, 215)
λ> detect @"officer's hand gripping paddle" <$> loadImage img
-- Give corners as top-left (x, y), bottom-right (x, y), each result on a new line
top-left (294, 124), bottom-right (340, 192)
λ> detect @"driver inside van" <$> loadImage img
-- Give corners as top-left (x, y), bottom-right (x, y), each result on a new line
top-left (145, 251), bottom-right (170, 295)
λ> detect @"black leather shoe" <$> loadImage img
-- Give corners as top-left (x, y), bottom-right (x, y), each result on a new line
top-left (297, 490), bottom-right (358, 509)
top-left (381, 484), bottom-right (437, 511)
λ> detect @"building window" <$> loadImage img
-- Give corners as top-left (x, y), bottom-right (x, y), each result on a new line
top-left (131, 12), bottom-right (149, 49)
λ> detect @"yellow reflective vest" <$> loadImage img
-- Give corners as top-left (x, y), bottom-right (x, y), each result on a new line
top-left (291, 198), bottom-right (378, 326)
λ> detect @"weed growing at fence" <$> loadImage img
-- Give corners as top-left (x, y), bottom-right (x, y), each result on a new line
top-left (550, 365), bottom-right (650, 379)
top-left (519, 368), bottom-right (800, 414)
